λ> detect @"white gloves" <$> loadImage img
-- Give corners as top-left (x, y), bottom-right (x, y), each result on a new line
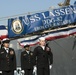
top-left (14, 70), bottom-right (17, 73)
top-left (21, 70), bottom-right (25, 73)
top-left (0, 71), bottom-right (2, 73)
top-left (49, 65), bottom-right (52, 69)
top-left (33, 66), bottom-right (37, 73)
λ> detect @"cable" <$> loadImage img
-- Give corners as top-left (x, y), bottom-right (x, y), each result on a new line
top-left (0, 6), bottom-right (59, 22)
top-left (0, 9), bottom-right (49, 21)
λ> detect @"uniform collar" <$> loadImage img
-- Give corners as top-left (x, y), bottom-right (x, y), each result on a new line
top-left (40, 45), bottom-right (45, 50)
top-left (26, 50), bottom-right (30, 54)
top-left (4, 47), bottom-right (9, 53)
top-left (4, 47), bottom-right (9, 50)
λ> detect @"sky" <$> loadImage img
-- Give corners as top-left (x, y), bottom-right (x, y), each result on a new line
top-left (0, 0), bottom-right (75, 25)
top-left (0, 0), bottom-right (75, 49)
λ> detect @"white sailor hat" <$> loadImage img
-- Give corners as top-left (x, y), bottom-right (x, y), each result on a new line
top-left (39, 37), bottom-right (45, 41)
top-left (2, 38), bottom-right (10, 44)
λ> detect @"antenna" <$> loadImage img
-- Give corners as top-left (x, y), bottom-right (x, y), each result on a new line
top-left (58, 0), bottom-right (70, 6)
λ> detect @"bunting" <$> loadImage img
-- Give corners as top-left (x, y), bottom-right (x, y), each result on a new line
top-left (0, 25), bottom-right (8, 40)
top-left (18, 26), bottom-right (76, 47)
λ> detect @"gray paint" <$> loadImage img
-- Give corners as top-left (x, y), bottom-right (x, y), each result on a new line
top-left (11, 36), bottom-right (76, 75)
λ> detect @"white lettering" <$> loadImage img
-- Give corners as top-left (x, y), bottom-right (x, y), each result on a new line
top-left (49, 11), bottom-right (55, 17)
top-left (41, 13), bottom-right (48, 19)
top-left (30, 14), bottom-right (41, 23)
top-left (30, 16), bottom-right (36, 23)
top-left (60, 9), bottom-right (65, 15)
top-left (54, 9), bottom-right (60, 16)
top-left (65, 8), bottom-right (71, 15)
top-left (22, 16), bottom-right (30, 25)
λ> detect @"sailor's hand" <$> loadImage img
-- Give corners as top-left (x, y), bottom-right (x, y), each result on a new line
top-left (33, 66), bottom-right (37, 73)
top-left (49, 65), bottom-right (52, 69)
top-left (0, 71), bottom-right (2, 73)
top-left (21, 70), bottom-right (25, 73)
top-left (14, 70), bottom-right (17, 73)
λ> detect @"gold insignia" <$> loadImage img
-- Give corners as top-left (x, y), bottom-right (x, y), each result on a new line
top-left (10, 51), bottom-right (14, 55)
top-left (30, 53), bottom-right (33, 56)
top-left (6, 55), bottom-right (9, 58)
top-left (23, 54), bottom-right (27, 56)
top-left (12, 19), bottom-right (23, 34)
top-left (1, 52), bottom-right (4, 54)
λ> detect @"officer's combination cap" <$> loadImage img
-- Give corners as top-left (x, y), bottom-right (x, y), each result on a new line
top-left (24, 44), bottom-right (30, 48)
top-left (2, 38), bottom-right (10, 44)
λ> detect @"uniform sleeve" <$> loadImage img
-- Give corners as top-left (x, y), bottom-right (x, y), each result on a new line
top-left (33, 47), bottom-right (38, 66)
top-left (21, 52), bottom-right (24, 70)
top-left (13, 50), bottom-right (16, 70)
top-left (48, 47), bottom-right (53, 65)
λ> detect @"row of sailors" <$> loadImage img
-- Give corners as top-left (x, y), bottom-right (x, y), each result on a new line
top-left (0, 37), bottom-right (53, 75)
